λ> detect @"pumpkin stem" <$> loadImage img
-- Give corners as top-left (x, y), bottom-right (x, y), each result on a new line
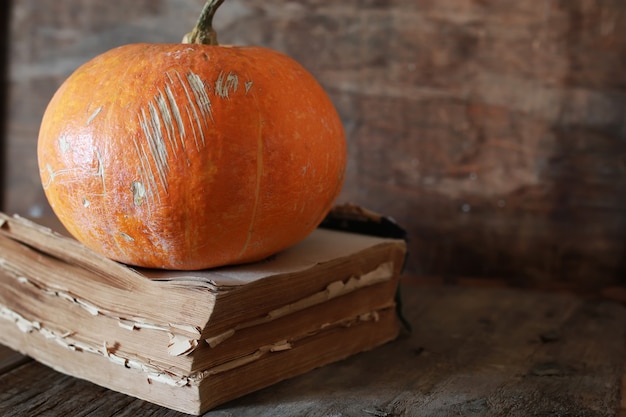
top-left (182, 0), bottom-right (225, 45)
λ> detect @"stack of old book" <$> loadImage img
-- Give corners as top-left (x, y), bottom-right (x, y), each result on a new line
top-left (0, 206), bottom-right (406, 415)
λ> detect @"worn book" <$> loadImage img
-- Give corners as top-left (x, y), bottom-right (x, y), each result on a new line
top-left (0, 210), bottom-right (406, 414)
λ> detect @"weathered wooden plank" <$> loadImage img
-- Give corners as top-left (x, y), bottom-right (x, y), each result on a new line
top-left (0, 2), bottom-right (9, 211)
top-left (0, 345), bottom-right (29, 374)
top-left (0, 283), bottom-right (624, 416)
top-left (618, 365), bottom-right (626, 417)
top-left (0, 361), bottom-right (182, 417)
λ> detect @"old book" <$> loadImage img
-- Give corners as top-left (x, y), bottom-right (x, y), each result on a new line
top-left (0, 212), bottom-right (406, 414)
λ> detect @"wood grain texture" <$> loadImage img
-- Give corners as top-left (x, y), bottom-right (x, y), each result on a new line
top-left (0, 345), bottom-right (28, 375)
top-left (621, 362), bottom-right (626, 417)
top-left (0, 282), bottom-right (624, 416)
top-left (3, 0), bottom-right (626, 287)
top-left (0, 2), bottom-right (9, 211)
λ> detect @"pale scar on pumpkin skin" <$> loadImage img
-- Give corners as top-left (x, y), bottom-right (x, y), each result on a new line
top-left (40, 136), bottom-right (76, 187)
top-left (187, 71), bottom-right (214, 124)
top-left (215, 71), bottom-right (239, 98)
top-left (86, 106), bottom-right (103, 125)
top-left (94, 149), bottom-right (106, 192)
top-left (119, 232), bottom-right (135, 242)
top-left (174, 70), bottom-right (206, 151)
top-left (58, 135), bottom-right (70, 153)
top-left (42, 148), bottom-right (105, 197)
top-left (131, 69), bottom-right (253, 211)
top-left (155, 89), bottom-right (179, 153)
top-left (131, 181), bottom-right (147, 206)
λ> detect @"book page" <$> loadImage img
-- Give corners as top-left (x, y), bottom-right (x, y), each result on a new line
top-left (139, 229), bottom-right (404, 287)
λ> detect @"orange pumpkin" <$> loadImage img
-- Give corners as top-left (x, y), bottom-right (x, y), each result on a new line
top-left (37, 0), bottom-right (346, 270)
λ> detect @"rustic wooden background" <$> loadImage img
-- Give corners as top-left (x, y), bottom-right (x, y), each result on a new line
top-left (1, 0), bottom-right (625, 291)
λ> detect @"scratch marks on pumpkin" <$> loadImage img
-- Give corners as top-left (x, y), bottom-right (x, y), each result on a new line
top-left (58, 135), bottom-right (70, 153)
top-left (87, 106), bottom-right (103, 125)
top-left (245, 81), bottom-right (253, 94)
top-left (187, 72), bottom-right (214, 124)
top-left (41, 163), bottom-right (66, 188)
top-left (139, 106), bottom-right (169, 196)
top-left (94, 149), bottom-right (106, 196)
top-left (133, 135), bottom-right (160, 209)
top-left (86, 150), bottom-right (108, 201)
top-left (155, 90), bottom-right (177, 152)
top-left (215, 71), bottom-right (239, 98)
top-left (131, 68), bottom-right (252, 209)
top-left (131, 181), bottom-right (147, 206)
top-left (175, 70), bottom-right (206, 151)
top-left (41, 148), bottom-right (105, 199)
top-left (165, 84), bottom-right (186, 147)
top-left (119, 232), bottom-right (135, 242)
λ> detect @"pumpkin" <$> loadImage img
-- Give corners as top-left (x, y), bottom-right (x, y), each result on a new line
top-left (37, 0), bottom-right (346, 270)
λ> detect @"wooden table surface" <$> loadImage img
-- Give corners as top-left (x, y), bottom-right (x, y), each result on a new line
top-left (1, 279), bottom-right (625, 417)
